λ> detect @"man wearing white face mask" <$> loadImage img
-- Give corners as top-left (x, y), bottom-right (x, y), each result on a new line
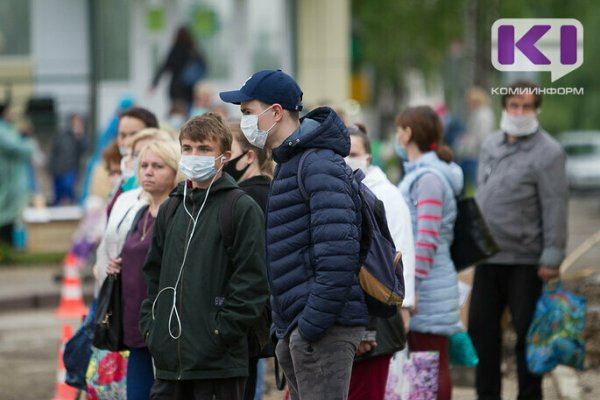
top-left (139, 113), bottom-right (269, 400)
top-left (220, 70), bottom-right (369, 400)
top-left (470, 80), bottom-right (568, 400)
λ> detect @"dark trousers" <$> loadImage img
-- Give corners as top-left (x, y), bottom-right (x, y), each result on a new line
top-left (468, 264), bottom-right (543, 400)
top-left (243, 357), bottom-right (259, 400)
top-left (52, 170), bottom-right (77, 205)
top-left (127, 347), bottom-right (154, 400)
top-left (408, 331), bottom-right (451, 400)
top-left (150, 377), bottom-right (246, 400)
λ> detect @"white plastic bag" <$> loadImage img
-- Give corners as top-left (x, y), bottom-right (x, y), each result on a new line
top-left (385, 349), bottom-right (439, 400)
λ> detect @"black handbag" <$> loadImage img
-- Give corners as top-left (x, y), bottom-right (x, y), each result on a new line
top-left (93, 273), bottom-right (127, 351)
top-left (451, 197), bottom-right (500, 271)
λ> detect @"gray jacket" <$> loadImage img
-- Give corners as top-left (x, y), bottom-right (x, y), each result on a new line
top-left (476, 129), bottom-right (568, 268)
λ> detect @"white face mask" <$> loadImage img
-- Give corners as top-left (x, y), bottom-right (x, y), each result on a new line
top-left (119, 146), bottom-right (129, 157)
top-left (178, 154), bottom-right (223, 182)
top-left (500, 110), bottom-right (539, 137)
top-left (120, 156), bottom-right (135, 180)
top-left (345, 155), bottom-right (369, 173)
top-left (240, 106), bottom-right (277, 149)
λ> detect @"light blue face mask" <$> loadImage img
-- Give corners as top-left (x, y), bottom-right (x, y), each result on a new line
top-left (121, 174), bottom-right (138, 192)
top-left (395, 141), bottom-right (408, 161)
top-left (120, 158), bottom-right (139, 191)
top-left (179, 154), bottom-right (223, 182)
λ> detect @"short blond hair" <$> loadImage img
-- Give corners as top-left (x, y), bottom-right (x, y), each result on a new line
top-left (125, 128), bottom-right (174, 153)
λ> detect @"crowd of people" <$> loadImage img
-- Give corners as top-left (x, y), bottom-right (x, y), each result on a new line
top-left (0, 64), bottom-right (568, 400)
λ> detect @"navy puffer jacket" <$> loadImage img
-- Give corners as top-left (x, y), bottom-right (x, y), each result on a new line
top-left (267, 107), bottom-right (368, 343)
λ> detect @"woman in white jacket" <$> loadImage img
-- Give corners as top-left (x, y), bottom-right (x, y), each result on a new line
top-left (345, 123), bottom-right (416, 400)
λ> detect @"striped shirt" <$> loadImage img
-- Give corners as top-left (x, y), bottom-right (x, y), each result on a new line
top-left (413, 173), bottom-right (445, 282)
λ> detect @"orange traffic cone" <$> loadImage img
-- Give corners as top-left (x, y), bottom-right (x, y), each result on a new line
top-left (55, 251), bottom-right (88, 319)
top-left (52, 324), bottom-right (79, 400)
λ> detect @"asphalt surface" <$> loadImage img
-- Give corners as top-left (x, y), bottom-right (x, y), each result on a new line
top-left (0, 194), bottom-right (599, 399)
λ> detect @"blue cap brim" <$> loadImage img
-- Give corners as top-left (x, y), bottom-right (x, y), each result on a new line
top-left (219, 90), bottom-right (254, 105)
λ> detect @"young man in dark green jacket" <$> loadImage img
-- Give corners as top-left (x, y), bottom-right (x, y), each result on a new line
top-left (139, 113), bottom-right (269, 400)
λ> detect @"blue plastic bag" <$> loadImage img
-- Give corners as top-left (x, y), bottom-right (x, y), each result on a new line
top-left (64, 299), bottom-right (96, 391)
top-left (526, 282), bottom-right (586, 375)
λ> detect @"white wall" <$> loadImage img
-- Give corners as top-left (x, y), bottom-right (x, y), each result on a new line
top-left (31, 0), bottom-right (89, 123)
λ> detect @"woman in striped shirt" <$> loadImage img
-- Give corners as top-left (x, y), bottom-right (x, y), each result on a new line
top-left (397, 106), bottom-right (464, 400)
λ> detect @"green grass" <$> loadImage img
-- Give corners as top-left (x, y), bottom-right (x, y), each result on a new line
top-left (0, 243), bottom-right (65, 266)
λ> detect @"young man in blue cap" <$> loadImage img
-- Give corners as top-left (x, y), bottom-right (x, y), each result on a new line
top-left (220, 70), bottom-right (368, 400)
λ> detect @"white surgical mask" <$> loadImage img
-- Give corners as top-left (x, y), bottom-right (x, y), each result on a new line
top-left (119, 146), bottom-right (129, 156)
top-left (240, 106), bottom-right (277, 149)
top-left (178, 154), bottom-right (223, 182)
top-left (345, 155), bottom-right (369, 173)
top-left (120, 157), bottom-right (135, 180)
top-left (500, 110), bottom-right (539, 137)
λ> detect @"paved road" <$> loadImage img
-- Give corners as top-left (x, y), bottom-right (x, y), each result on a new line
top-left (0, 195), bottom-right (599, 399)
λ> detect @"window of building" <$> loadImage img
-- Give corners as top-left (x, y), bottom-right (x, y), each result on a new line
top-left (96, 0), bottom-right (130, 80)
top-left (0, 0), bottom-right (31, 56)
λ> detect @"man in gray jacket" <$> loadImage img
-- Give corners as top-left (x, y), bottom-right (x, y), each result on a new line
top-left (469, 80), bottom-right (568, 400)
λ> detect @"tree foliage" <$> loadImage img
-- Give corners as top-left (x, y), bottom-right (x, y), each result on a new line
top-left (352, 0), bottom-right (600, 133)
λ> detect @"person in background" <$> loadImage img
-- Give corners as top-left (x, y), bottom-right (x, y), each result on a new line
top-left (220, 69), bottom-right (368, 400)
top-left (105, 140), bottom-right (182, 400)
top-left (469, 80), bottom-right (568, 400)
top-left (106, 107), bottom-right (159, 217)
top-left (165, 100), bottom-right (189, 132)
top-left (396, 105), bottom-right (464, 400)
top-left (48, 113), bottom-right (87, 205)
top-left (224, 121), bottom-right (273, 400)
top-left (18, 118), bottom-right (45, 198)
top-left (140, 113), bottom-right (268, 400)
top-left (435, 103), bottom-right (465, 154)
top-left (151, 26), bottom-right (207, 110)
top-left (0, 101), bottom-right (33, 246)
top-left (102, 140), bottom-right (123, 195)
top-left (190, 81), bottom-right (216, 117)
top-left (81, 95), bottom-right (134, 203)
top-left (345, 123), bottom-right (416, 400)
top-left (456, 87), bottom-right (495, 194)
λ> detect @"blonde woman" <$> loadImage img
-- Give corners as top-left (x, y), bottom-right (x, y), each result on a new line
top-left (94, 128), bottom-right (173, 287)
top-left (106, 140), bottom-right (182, 399)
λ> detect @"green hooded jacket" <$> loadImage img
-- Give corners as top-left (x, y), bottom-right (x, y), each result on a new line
top-left (140, 174), bottom-right (269, 380)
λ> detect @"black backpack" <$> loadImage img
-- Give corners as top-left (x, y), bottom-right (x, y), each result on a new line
top-left (298, 149), bottom-right (405, 319)
top-left (164, 189), bottom-right (274, 358)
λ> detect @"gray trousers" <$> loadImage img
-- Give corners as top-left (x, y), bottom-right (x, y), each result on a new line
top-left (276, 325), bottom-right (365, 400)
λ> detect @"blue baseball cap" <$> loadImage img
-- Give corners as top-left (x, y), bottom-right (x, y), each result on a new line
top-left (219, 69), bottom-right (303, 111)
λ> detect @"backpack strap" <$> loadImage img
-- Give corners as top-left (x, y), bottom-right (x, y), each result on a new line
top-left (219, 188), bottom-right (246, 254)
top-left (163, 189), bottom-right (244, 253)
top-left (297, 148), bottom-right (318, 202)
